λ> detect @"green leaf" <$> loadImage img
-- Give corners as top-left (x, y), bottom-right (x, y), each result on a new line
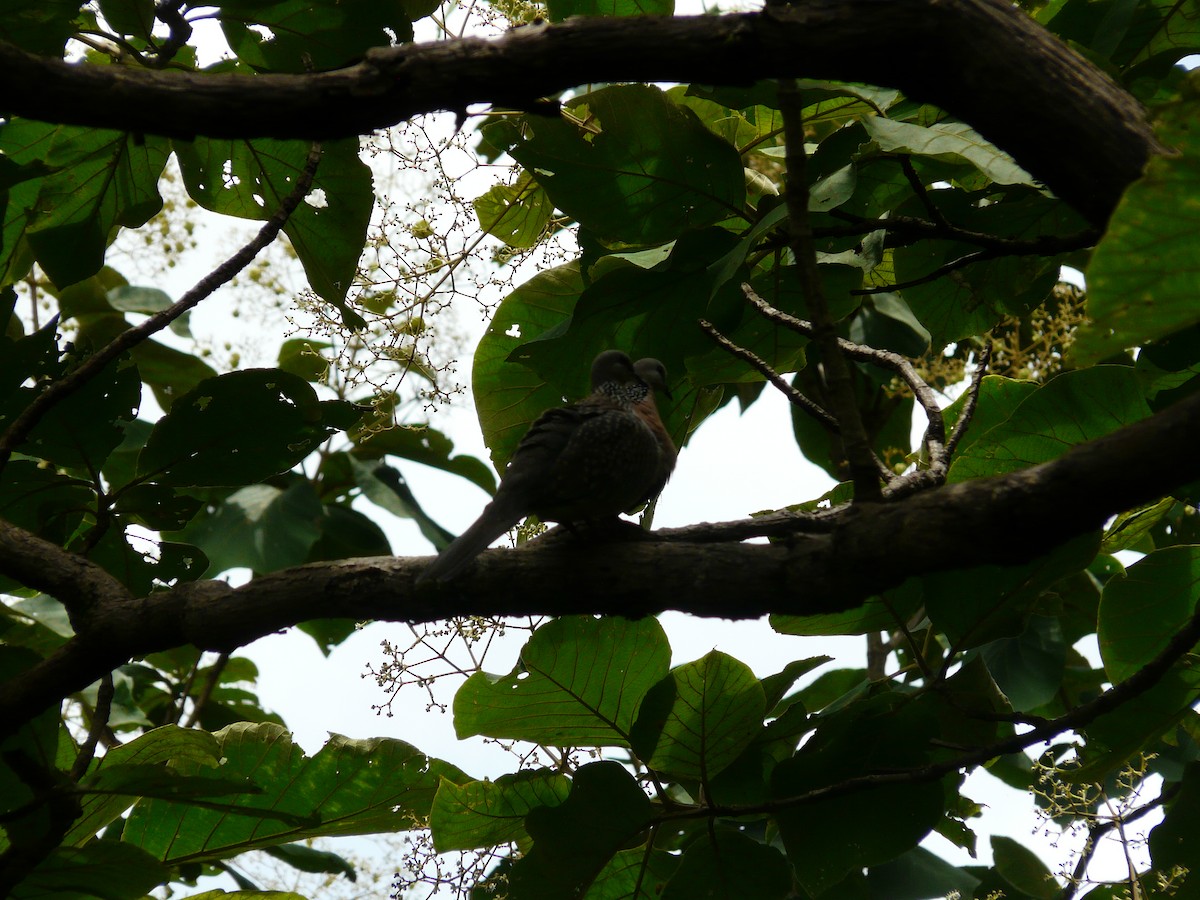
top-left (948, 366), bottom-right (1152, 481)
top-left (349, 459), bottom-right (454, 551)
top-left (0, 120), bottom-right (169, 287)
top-left (353, 425), bottom-right (497, 495)
top-left (924, 532), bottom-right (1099, 648)
top-left (96, 0), bottom-right (155, 40)
top-left (473, 172), bottom-right (555, 249)
top-left (138, 369), bottom-right (360, 487)
top-left (175, 137), bottom-right (373, 314)
top-left (11, 841), bottom-right (169, 900)
top-left (122, 723), bottom-right (467, 864)
top-left (454, 616), bottom-right (671, 747)
top-left (866, 845), bottom-right (981, 900)
top-left (308, 501), bottom-right (392, 563)
top-left (862, 117), bottom-right (1036, 186)
top-left (0, 0), bottom-right (80, 54)
top-left (114, 483), bottom-right (202, 531)
top-left (507, 762), bottom-right (652, 900)
top-left (106, 284), bottom-right (191, 337)
top-left (941, 375), bottom-right (1038, 457)
top-left (585, 847), bottom-right (679, 900)
top-left (509, 84), bottom-right (745, 246)
top-left (278, 338), bottom-right (332, 382)
top-left (546, 0), bottom-right (672, 20)
top-left (979, 614), bottom-right (1068, 712)
top-left (772, 587), bottom-right (922, 638)
top-left (890, 188), bottom-right (1075, 347)
top-left (18, 356), bottom-right (140, 471)
top-left (70, 725), bottom-right (221, 851)
top-left (634, 651), bottom-right (766, 781)
top-left (1075, 99), bottom-right (1200, 363)
top-left (989, 836), bottom-right (1059, 899)
top-left (431, 769), bottom-right (572, 852)
top-left (1098, 546), bottom-right (1200, 683)
top-left (218, 0), bottom-right (414, 71)
top-left (473, 261), bottom-right (584, 469)
top-left (262, 842), bottom-right (356, 881)
top-left (85, 531), bottom-right (209, 594)
top-left (661, 829), bottom-right (790, 900)
top-left (1149, 762), bottom-right (1200, 893)
top-left (772, 694), bottom-right (945, 896)
top-left (173, 482), bottom-right (323, 576)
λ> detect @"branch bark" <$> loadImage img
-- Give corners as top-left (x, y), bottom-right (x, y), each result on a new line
top-left (0, 0), bottom-right (1162, 224)
top-left (3, 385), bottom-right (1198, 734)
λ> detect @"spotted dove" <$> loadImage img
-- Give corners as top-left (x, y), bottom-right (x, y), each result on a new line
top-left (417, 350), bottom-right (676, 583)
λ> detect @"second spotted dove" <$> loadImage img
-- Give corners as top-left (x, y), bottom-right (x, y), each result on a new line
top-left (417, 350), bottom-right (676, 583)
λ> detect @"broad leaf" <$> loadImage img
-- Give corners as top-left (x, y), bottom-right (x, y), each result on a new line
top-left (508, 84), bottom-right (745, 246)
top-left (633, 651), bottom-right (767, 782)
top-left (454, 616), bottom-right (671, 747)
top-left (123, 723), bottom-right (467, 863)
top-left (138, 369), bottom-right (360, 487)
top-left (175, 137), bottom-right (373, 317)
top-left (1076, 98), bottom-right (1200, 362)
top-left (430, 769), bottom-right (571, 852)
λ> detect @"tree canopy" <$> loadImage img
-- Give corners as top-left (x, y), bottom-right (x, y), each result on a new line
top-left (3, 0), bottom-right (1200, 897)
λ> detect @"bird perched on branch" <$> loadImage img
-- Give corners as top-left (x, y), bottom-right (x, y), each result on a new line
top-left (417, 350), bottom-right (676, 583)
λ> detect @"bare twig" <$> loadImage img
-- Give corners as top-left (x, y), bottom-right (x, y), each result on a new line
top-left (0, 141), bottom-right (324, 475)
top-left (946, 344), bottom-right (992, 459)
top-left (899, 157), bottom-right (951, 230)
top-left (697, 318), bottom-right (838, 431)
top-left (183, 651), bottom-right (229, 728)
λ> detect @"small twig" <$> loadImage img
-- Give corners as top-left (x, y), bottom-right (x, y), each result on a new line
top-left (899, 158), bottom-right (951, 230)
top-left (0, 141), bottom-right (324, 475)
top-left (853, 249), bottom-right (994, 295)
top-left (946, 344), bottom-right (992, 459)
top-left (70, 672), bottom-right (114, 781)
top-left (1058, 782), bottom-right (1178, 900)
top-left (697, 318), bottom-right (838, 432)
top-left (777, 79), bottom-right (882, 501)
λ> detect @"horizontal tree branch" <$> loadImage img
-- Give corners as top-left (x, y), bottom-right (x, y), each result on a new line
top-left (3, 385), bottom-right (1200, 734)
top-left (0, 0), bottom-right (1163, 224)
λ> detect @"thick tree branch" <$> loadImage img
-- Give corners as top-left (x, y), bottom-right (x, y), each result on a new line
top-left (0, 0), bottom-right (1162, 224)
top-left (3, 386), bottom-right (1200, 733)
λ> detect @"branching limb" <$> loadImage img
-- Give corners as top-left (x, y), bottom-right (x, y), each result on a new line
top-left (741, 284), bottom-right (948, 478)
top-left (777, 78), bottom-right (882, 501)
top-left (0, 141), bottom-right (324, 474)
top-left (697, 316), bottom-right (895, 483)
top-left (0, 518), bottom-right (131, 626)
